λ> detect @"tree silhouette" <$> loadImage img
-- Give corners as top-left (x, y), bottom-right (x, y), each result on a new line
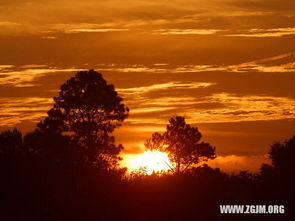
top-left (258, 135), bottom-right (295, 208)
top-left (264, 135), bottom-right (295, 180)
top-left (35, 70), bottom-right (129, 168)
top-left (145, 116), bottom-right (216, 173)
top-left (269, 135), bottom-right (295, 170)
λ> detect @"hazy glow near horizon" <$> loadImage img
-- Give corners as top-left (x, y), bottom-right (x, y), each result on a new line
top-left (127, 151), bottom-right (172, 175)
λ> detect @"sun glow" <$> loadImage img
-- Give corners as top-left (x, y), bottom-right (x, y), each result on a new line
top-left (127, 151), bottom-right (172, 175)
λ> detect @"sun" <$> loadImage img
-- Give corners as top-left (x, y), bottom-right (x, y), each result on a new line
top-left (127, 151), bottom-right (172, 175)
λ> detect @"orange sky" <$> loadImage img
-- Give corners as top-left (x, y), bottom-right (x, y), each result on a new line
top-left (1, 0), bottom-right (295, 172)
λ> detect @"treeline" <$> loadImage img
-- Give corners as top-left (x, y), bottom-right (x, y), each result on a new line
top-left (0, 70), bottom-right (294, 220)
top-left (1, 135), bottom-right (294, 220)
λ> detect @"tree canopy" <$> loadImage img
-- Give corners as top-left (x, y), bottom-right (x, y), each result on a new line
top-left (268, 135), bottom-right (295, 177)
top-left (32, 70), bottom-right (129, 168)
top-left (145, 116), bottom-right (216, 173)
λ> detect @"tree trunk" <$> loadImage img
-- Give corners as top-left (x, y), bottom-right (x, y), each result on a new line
top-left (176, 159), bottom-right (181, 174)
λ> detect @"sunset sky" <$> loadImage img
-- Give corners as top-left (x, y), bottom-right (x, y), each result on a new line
top-left (1, 0), bottom-right (295, 172)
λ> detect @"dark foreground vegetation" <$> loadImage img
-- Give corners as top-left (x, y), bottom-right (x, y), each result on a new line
top-left (1, 145), bottom-right (295, 221)
top-left (1, 70), bottom-right (294, 220)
